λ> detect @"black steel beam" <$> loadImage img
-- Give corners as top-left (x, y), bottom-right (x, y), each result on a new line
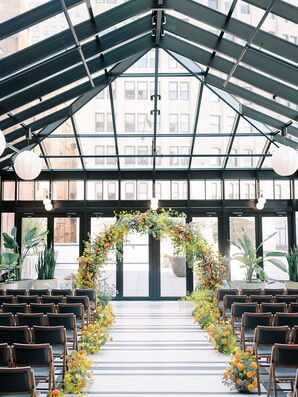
top-left (167, 0), bottom-right (298, 64)
top-left (222, 114), bottom-right (240, 169)
top-left (0, 0), bottom-right (84, 41)
top-left (152, 47), bottom-right (160, 174)
top-left (70, 116), bottom-right (85, 170)
top-left (188, 83), bottom-right (204, 171)
top-left (0, 16), bottom-right (152, 107)
top-left (0, 51), bottom-right (149, 168)
top-left (165, 15), bottom-right (298, 97)
top-left (108, 82), bottom-right (121, 173)
top-left (0, 0), bottom-right (153, 81)
top-left (257, 140), bottom-right (271, 170)
top-left (1, 169), bottom-right (295, 181)
top-left (166, 51), bottom-right (297, 149)
top-left (160, 35), bottom-right (298, 105)
top-left (0, 35), bottom-right (153, 127)
top-left (243, 0), bottom-right (298, 24)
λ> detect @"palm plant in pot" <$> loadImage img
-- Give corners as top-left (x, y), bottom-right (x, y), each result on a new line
top-left (286, 246), bottom-right (298, 288)
top-left (34, 244), bottom-right (58, 289)
top-left (1, 226), bottom-right (48, 289)
top-left (0, 252), bottom-right (20, 289)
top-left (230, 230), bottom-right (287, 287)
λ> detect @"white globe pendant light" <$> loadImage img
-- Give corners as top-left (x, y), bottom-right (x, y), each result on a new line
top-left (256, 202), bottom-right (264, 210)
top-left (14, 150), bottom-right (42, 180)
top-left (0, 130), bottom-right (6, 156)
top-left (271, 146), bottom-right (298, 176)
top-left (150, 197), bottom-right (159, 211)
top-left (43, 197), bottom-right (51, 206)
top-left (258, 195), bottom-right (266, 205)
top-left (45, 203), bottom-right (53, 211)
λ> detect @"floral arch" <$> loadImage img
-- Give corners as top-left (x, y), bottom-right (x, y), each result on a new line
top-left (77, 209), bottom-right (226, 291)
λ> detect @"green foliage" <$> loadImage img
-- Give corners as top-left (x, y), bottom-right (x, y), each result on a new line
top-left (230, 229), bottom-right (287, 282)
top-left (1, 226), bottom-right (48, 281)
top-left (0, 252), bottom-right (20, 282)
top-left (36, 244), bottom-right (56, 280)
top-left (191, 289), bottom-right (220, 329)
top-left (287, 246), bottom-right (298, 282)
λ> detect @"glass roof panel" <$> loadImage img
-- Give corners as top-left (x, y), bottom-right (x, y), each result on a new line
top-left (43, 137), bottom-right (79, 156)
top-left (191, 136), bottom-right (230, 169)
top-left (48, 157), bottom-right (82, 170)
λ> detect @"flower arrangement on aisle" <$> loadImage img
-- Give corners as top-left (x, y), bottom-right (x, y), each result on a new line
top-left (208, 322), bottom-right (236, 354)
top-left (77, 209), bottom-right (226, 291)
top-left (222, 349), bottom-right (258, 393)
top-left (50, 350), bottom-right (93, 396)
top-left (191, 289), bottom-right (220, 329)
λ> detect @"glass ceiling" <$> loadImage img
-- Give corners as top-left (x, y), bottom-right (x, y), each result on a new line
top-left (0, 0), bottom-right (296, 173)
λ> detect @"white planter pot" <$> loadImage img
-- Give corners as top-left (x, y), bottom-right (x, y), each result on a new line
top-left (285, 281), bottom-right (298, 289)
top-left (0, 281), bottom-right (19, 291)
top-left (227, 280), bottom-right (265, 289)
top-left (17, 279), bottom-right (34, 289)
top-left (33, 279), bottom-right (58, 290)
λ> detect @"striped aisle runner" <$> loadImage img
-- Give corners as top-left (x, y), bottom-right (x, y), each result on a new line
top-left (87, 301), bottom-right (270, 396)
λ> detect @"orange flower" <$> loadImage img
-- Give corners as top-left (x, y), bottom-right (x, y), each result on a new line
top-left (251, 361), bottom-right (258, 369)
top-left (51, 390), bottom-right (61, 397)
top-left (247, 384), bottom-right (256, 392)
top-left (237, 363), bottom-right (244, 371)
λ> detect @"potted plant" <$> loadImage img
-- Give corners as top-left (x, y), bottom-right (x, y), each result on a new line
top-left (229, 230), bottom-right (287, 288)
top-left (0, 252), bottom-right (20, 290)
top-left (286, 246), bottom-right (298, 289)
top-left (2, 226), bottom-right (48, 289)
top-left (34, 244), bottom-right (58, 289)
top-left (170, 256), bottom-right (186, 277)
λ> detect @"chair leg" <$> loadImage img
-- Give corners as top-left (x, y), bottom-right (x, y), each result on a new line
top-left (273, 375), bottom-right (278, 397)
top-left (256, 361), bottom-right (261, 395)
top-left (267, 366), bottom-right (272, 397)
top-left (52, 364), bottom-right (56, 389)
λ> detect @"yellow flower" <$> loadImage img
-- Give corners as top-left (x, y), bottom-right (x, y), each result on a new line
top-left (223, 371), bottom-right (229, 379)
top-left (221, 338), bottom-right (227, 345)
top-left (246, 371), bottom-right (253, 379)
top-left (237, 363), bottom-right (244, 371)
top-left (251, 361), bottom-right (258, 369)
top-left (247, 384), bottom-right (256, 392)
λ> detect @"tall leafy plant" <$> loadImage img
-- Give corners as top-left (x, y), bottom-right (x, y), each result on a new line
top-left (2, 226), bottom-right (48, 281)
top-left (230, 230), bottom-right (287, 282)
top-left (36, 245), bottom-right (56, 280)
top-left (0, 252), bottom-right (20, 282)
top-left (287, 247), bottom-right (298, 282)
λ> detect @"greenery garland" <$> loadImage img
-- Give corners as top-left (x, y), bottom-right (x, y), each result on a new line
top-left (77, 209), bottom-right (226, 290)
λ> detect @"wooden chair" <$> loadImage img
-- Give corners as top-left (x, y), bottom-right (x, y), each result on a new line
top-left (249, 295), bottom-right (273, 304)
top-left (0, 313), bottom-right (14, 326)
top-left (253, 326), bottom-right (290, 395)
top-left (266, 344), bottom-right (298, 397)
top-left (12, 343), bottom-right (55, 392)
top-left (264, 288), bottom-right (285, 296)
top-left (2, 303), bottom-right (28, 314)
top-left (16, 313), bottom-right (45, 327)
top-left (0, 325), bottom-right (31, 345)
top-left (57, 303), bottom-right (84, 329)
top-left (32, 325), bottom-right (67, 378)
top-left (46, 313), bottom-right (78, 349)
top-left (275, 313), bottom-right (298, 328)
top-left (240, 288), bottom-right (263, 296)
top-left (52, 289), bottom-right (72, 297)
top-left (276, 295), bottom-right (298, 304)
top-left (6, 289), bottom-right (27, 297)
top-left (16, 295), bottom-right (39, 304)
top-left (223, 295), bottom-right (248, 320)
top-left (66, 295), bottom-right (90, 324)
top-left (289, 304), bottom-right (298, 313)
top-left (230, 302), bottom-right (258, 332)
top-left (0, 343), bottom-right (12, 367)
top-left (30, 303), bottom-right (55, 314)
top-left (260, 303), bottom-right (287, 315)
top-left (29, 289), bottom-right (49, 297)
top-left (0, 367), bottom-right (37, 396)
top-left (241, 312), bottom-right (273, 349)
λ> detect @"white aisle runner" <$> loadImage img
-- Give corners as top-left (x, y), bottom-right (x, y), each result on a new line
top-left (87, 301), bottom-right (253, 396)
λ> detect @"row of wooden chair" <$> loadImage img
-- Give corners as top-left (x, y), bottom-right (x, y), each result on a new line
top-left (222, 295), bottom-right (298, 319)
top-left (0, 325), bottom-right (68, 384)
top-left (1, 343), bottom-right (57, 392)
top-left (0, 288), bottom-right (95, 300)
top-left (231, 303), bottom-right (298, 329)
top-left (0, 312), bottom-right (78, 348)
top-left (217, 288), bottom-right (298, 301)
top-left (0, 298), bottom-right (91, 324)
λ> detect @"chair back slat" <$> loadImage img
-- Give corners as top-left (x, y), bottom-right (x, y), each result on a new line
top-left (28, 289), bottom-right (49, 297)
top-left (249, 295), bottom-right (273, 304)
top-left (275, 313), bottom-right (298, 328)
top-left (289, 303), bottom-right (298, 313)
top-left (16, 295), bottom-right (39, 304)
top-left (30, 303), bottom-right (55, 314)
top-left (52, 289), bottom-right (72, 297)
top-left (276, 295), bottom-right (298, 304)
top-left (0, 313), bottom-right (14, 326)
top-left (2, 303), bottom-right (27, 314)
top-left (0, 367), bottom-right (36, 394)
top-left (0, 326), bottom-right (31, 345)
top-left (231, 303), bottom-right (258, 318)
top-left (264, 288), bottom-right (285, 296)
top-left (240, 288), bottom-right (262, 296)
top-left (254, 325), bottom-right (290, 345)
top-left (6, 289), bottom-right (27, 297)
top-left (217, 289), bottom-right (238, 301)
top-left (242, 312), bottom-right (273, 329)
top-left (260, 303), bottom-right (287, 315)
top-left (16, 313), bottom-right (44, 327)
top-left (273, 344), bottom-right (298, 367)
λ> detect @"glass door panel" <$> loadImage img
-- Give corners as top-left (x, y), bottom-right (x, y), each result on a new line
top-left (262, 217), bottom-right (289, 281)
top-left (54, 217), bottom-right (80, 287)
top-left (21, 218), bottom-right (47, 280)
top-left (123, 232), bottom-right (149, 297)
top-left (229, 217), bottom-right (255, 280)
top-left (160, 236), bottom-right (186, 297)
top-left (91, 217), bottom-right (117, 290)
